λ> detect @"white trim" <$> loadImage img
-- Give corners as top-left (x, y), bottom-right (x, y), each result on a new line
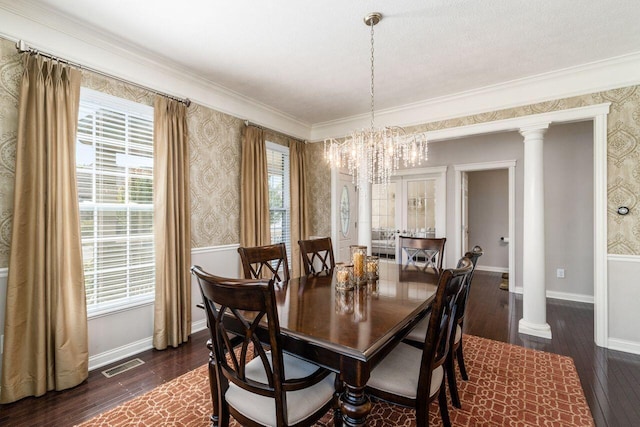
top-left (1, 3), bottom-right (636, 143)
top-left (89, 336), bottom-right (152, 371)
top-left (608, 254), bottom-right (640, 263)
top-left (608, 338), bottom-right (640, 356)
top-left (475, 265), bottom-right (509, 274)
top-left (426, 104), bottom-right (611, 142)
top-left (0, 6), bottom-right (312, 140)
top-left (0, 267), bottom-right (6, 278)
top-left (310, 54), bottom-right (640, 140)
top-left (518, 319), bottom-right (552, 340)
top-left (454, 160), bottom-right (516, 293)
top-left (546, 291), bottom-right (594, 304)
top-left (191, 243), bottom-right (239, 255)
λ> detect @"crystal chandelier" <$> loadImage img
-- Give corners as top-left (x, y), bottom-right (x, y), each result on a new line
top-left (324, 12), bottom-right (428, 185)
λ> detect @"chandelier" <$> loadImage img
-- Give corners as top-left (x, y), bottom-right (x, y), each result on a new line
top-left (324, 12), bottom-right (428, 185)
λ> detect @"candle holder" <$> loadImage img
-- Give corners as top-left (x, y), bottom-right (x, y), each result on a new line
top-left (350, 245), bottom-right (367, 284)
top-left (335, 263), bottom-right (354, 290)
top-left (365, 255), bottom-right (379, 280)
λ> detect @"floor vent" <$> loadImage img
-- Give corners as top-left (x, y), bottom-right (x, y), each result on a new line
top-left (101, 358), bottom-right (145, 378)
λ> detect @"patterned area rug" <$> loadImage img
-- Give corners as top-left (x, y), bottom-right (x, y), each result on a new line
top-left (77, 335), bottom-right (594, 426)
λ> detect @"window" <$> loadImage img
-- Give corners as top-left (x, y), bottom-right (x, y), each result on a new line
top-left (76, 88), bottom-right (155, 314)
top-left (266, 142), bottom-right (291, 268)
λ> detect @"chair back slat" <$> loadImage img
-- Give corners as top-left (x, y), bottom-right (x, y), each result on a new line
top-left (298, 237), bottom-right (335, 275)
top-left (238, 243), bottom-right (290, 283)
top-left (455, 245), bottom-right (484, 326)
top-left (400, 237), bottom-right (446, 272)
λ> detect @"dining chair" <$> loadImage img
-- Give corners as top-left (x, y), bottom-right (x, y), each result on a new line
top-left (400, 236), bottom-right (446, 272)
top-left (238, 242), bottom-right (290, 282)
top-left (191, 265), bottom-right (341, 427)
top-left (298, 237), bottom-right (335, 275)
top-left (403, 245), bottom-right (483, 409)
top-left (365, 257), bottom-right (473, 427)
top-left (444, 245), bottom-right (483, 407)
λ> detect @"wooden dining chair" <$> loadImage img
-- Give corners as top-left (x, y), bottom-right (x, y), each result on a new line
top-left (403, 245), bottom-right (483, 409)
top-left (444, 245), bottom-right (483, 408)
top-left (298, 237), bottom-right (335, 275)
top-left (365, 257), bottom-right (473, 427)
top-left (191, 265), bottom-right (341, 427)
top-left (400, 236), bottom-right (446, 272)
top-left (238, 242), bottom-right (290, 282)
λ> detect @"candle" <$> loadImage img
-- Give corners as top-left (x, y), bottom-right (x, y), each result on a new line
top-left (353, 253), bottom-right (364, 277)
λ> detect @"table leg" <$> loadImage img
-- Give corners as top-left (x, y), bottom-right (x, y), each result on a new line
top-left (340, 384), bottom-right (372, 427)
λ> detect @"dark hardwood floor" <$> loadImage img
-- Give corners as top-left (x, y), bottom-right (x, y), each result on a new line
top-left (1, 271), bottom-right (639, 426)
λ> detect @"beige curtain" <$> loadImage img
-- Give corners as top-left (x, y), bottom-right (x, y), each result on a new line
top-left (1, 55), bottom-right (87, 403)
top-left (240, 125), bottom-right (270, 248)
top-left (152, 96), bottom-right (191, 350)
top-left (289, 139), bottom-right (310, 277)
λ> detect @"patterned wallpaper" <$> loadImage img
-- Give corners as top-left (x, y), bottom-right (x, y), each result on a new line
top-left (0, 35), bottom-right (639, 269)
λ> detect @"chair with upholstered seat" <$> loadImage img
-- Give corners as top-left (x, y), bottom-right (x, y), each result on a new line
top-left (191, 265), bottom-right (341, 427)
top-left (238, 242), bottom-right (290, 282)
top-left (400, 237), bottom-right (446, 272)
top-left (365, 257), bottom-right (473, 427)
top-left (298, 237), bottom-right (335, 275)
top-left (403, 245), bottom-right (483, 409)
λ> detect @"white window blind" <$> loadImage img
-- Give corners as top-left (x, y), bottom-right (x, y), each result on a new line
top-left (77, 88), bottom-right (155, 314)
top-left (266, 142), bottom-right (291, 268)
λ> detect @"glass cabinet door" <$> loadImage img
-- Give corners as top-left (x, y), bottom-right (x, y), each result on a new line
top-left (405, 179), bottom-right (436, 238)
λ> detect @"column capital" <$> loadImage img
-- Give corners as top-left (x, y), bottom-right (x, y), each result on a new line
top-left (519, 123), bottom-right (550, 138)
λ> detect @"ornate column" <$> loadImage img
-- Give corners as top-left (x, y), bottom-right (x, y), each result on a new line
top-left (519, 124), bottom-right (552, 339)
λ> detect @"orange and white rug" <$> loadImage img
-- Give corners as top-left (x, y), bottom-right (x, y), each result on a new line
top-left (78, 335), bottom-right (594, 426)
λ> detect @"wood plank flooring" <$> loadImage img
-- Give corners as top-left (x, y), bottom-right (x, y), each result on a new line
top-left (1, 271), bottom-right (639, 426)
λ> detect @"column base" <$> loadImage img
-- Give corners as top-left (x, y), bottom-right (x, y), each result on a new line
top-left (518, 318), bottom-right (552, 339)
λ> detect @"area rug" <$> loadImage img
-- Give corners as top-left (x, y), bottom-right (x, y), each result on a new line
top-left (77, 335), bottom-right (594, 426)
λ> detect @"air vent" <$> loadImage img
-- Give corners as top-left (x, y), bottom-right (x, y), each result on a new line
top-left (101, 358), bottom-right (145, 378)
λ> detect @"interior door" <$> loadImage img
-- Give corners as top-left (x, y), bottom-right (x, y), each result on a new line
top-left (336, 172), bottom-right (358, 263)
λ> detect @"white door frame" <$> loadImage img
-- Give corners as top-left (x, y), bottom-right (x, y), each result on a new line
top-left (454, 161), bottom-right (517, 291)
top-left (330, 103), bottom-right (609, 347)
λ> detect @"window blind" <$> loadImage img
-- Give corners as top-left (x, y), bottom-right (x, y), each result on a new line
top-left (77, 88), bottom-right (155, 314)
top-left (266, 142), bottom-right (292, 269)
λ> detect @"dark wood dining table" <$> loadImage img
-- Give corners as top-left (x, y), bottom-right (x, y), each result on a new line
top-left (274, 262), bottom-right (438, 426)
top-left (206, 262), bottom-right (439, 427)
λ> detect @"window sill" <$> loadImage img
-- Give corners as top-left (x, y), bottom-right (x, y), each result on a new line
top-left (87, 297), bottom-right (154, 319)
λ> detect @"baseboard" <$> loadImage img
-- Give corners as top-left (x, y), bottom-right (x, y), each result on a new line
top-left (475, 265), bottom-right (509, 273)
top-left (608, 337), bottom-right (640, 355)
top-left (89, 318), bottom-right (211, 371)
top-left (546, 290), bottom-right (594, 304)
top-left (89, 337), bottom-right (153, 371)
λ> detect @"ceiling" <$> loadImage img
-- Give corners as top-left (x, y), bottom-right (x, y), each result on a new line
top-left (4, 0), bottom-right (640, 130)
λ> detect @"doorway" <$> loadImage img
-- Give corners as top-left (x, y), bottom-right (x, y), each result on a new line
top-left (455, 161), bottom-right (516, 291)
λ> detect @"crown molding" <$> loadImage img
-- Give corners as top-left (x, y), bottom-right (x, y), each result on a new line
top-left (3, 1), bottom-right (639, 144)
top-left (0, 1), bottom-right (313, 140)
top-left (310, 51), bottom-right (640, 141)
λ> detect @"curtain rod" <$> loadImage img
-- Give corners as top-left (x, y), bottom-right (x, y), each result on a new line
top-left (244, 120), bottom-right (307, 143)
top-left (15, 40), bottom-right (191, 107)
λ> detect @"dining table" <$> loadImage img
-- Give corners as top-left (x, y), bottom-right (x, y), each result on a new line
top-left (206, 261), bottom-right (439, 427)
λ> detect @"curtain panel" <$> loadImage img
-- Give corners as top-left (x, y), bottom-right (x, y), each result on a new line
top-left (1, 55), bottom-right (88, 403)
top-left (240, 126), bottom-right (270, 248)
top-left (289, 139), bottom-right (310, 277)
top-left (152, 96), bottom-right (191, 350)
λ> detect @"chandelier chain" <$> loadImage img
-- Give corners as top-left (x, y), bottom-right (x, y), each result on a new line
top-left (370, 20), bottom-right (375, 131)
top-left (324, 12), bottom-right (429, 186)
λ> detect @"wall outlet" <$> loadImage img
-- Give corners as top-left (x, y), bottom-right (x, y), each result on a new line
top-left (556, 268), bottom-right (565, 279)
